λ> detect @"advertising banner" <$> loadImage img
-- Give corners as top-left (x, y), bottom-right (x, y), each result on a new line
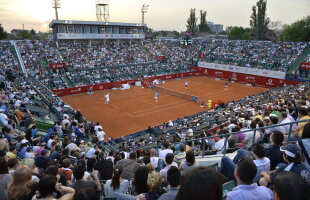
top-left (300, 62), bottom-right (310, 70)
top-left (49, 63), bottom-right (66, 69)
top-left (198, 62), bottom-right (286, 79)
top-left (57, 33), bottom-right (145, 40)
top-left (52, 71), bottom-right (202, 96)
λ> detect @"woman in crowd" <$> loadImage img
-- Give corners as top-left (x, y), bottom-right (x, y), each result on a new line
top-left (7, 165), bottom-right (37, 200)
top-left (176, 166), bottom-right (222, 200)
top-left (137, 171), bottom-right (165, 200)
top-left (0, 157), bottom-right (13, 200)
top-left (32, 175), bottom-right (75, 200)
top-left (104, 164), bottom-right (129, 197)
top-left (179, 150), bottom-right (199, 176)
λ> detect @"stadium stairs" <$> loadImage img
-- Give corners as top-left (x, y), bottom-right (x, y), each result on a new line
top-left (288, 45), bottom-right (310, 74)
top-left (10, 40), bottom-right (27, 74)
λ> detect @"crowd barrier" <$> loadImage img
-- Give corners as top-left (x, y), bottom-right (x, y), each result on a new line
top-left (122, 119), bottom-right (310, 158)
top-left (52, 71), bottom-right (202, 96)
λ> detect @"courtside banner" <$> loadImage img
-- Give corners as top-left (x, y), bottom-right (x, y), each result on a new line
top-left (49, 63), bottom-right (66, 69)
top-left (195, 67), bottom-right (285, 88)
top-left (198, 62), bottom-right (286, 79)
top-left (52, 71), bottom-right (202, 96)
top-left (300, 62), bottom-right (310, 70)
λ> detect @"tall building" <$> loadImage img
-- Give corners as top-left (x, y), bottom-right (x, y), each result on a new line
top-left (207, 22), bottom-right (223, 34)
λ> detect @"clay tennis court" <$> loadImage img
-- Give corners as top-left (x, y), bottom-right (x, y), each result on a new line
top-left (61, 76), bottom-right (269, 138)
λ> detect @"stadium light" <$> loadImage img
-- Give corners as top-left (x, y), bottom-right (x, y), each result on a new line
top-left (141, 4), bottom-right (149, 24)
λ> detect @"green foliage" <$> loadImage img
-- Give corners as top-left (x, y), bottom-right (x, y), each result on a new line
top-left (227, 26), bottom-right (250, 40)
top-left (280, 16), bottom-right (310, 42)
top-left (186, 8), bottom-right (198, 36)
top-left (17, 30), bottom-right (32, 39)
top-left (218, 30), bottom-right (227, 35)
top-left (250, 0), bottom-right (270, 40)
top-left (0, 24), bottom-right (7, 40)
top-left (199, 10), bottom-right (211, 33)
top-left (173, 30), bottom-right (180, 37)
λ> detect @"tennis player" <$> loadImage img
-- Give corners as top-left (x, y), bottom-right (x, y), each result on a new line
top-left (185, 81), bottom-right (188, 89)
top-left (224, 82), bottom-right (228, 88)
top-left (154, 91), bottom-right (159, 103)
top-left (104, 93), bottom-right (110, 104)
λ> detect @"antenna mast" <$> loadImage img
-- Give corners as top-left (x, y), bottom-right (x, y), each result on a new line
top-left (52, 0), bottom-right (61, 20)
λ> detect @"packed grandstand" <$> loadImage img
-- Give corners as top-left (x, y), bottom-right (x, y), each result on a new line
top-left (0, 37), bottom-right (310, 200)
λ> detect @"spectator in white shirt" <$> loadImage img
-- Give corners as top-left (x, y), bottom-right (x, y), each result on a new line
top-left (14, 99), bottom-right (22, 108)
top-left (62, 115), bottom-right (71, 128)
top-left (159, 141), bottom-right (173, 160)
top-left (47, 134), bottom-right (56, 149)
top-left (25, 147), bottom-right (35, 159)
top-left (85, 145), bottom-right (98, 159)
top-left (97, 128), bottom-right (105, 142)
top-left (66, 141), bottom-right (81, 154)
top-left (94, 122), bottom-right (103, 135)
top-left (279, 112), bottom-right (293, 134)
top-left (0, 109), bottom-right (9, 126)
top-left (150, 148), bottom-right (159, 170)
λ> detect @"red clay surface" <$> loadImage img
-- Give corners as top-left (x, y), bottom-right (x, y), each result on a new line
top-left (61, 76), bottom-right (269, 138)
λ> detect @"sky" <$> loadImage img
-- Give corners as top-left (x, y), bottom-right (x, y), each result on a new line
top-left (0, 0), bottom-right (309, 32)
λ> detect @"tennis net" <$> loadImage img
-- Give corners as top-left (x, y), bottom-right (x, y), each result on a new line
top-left (153, 85), bottom-right (198, 102)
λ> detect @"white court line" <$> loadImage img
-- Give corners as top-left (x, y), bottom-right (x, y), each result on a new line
top-left (130, 99), bottom-right (188, 114)
top-left (110, 104), bottom-right (135, 118)
top-left (130, 90), bottom-right (229, 115)
top-left (133, 100), bottom-right (194, 118)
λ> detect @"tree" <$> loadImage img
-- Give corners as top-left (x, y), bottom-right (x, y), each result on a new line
top-left (30, 29), bottom-right (36, 38)
top-left (250, 0), bottom-right (270, 40)
top-left (0, 24), bottom-right (7, 40)
top-left (186, 8), bottom-right (198, 36)
top-left (199, 10), bottom-right (211, 33)
top-left (227, 26), bottom-right (250, 40)
top-left (281, 16), bottom-right (310, 42)
top-left (16, 30), bottom-right (32, 39)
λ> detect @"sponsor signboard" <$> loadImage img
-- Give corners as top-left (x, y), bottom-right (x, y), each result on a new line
top-left (198, 62), bottom-right (286, 79)
top-left (49, 63), bottom-right (66, 69)
top-left (300, 62), bottom-right (310, 70)
top-left (57, 33), bottom-right (145, 40)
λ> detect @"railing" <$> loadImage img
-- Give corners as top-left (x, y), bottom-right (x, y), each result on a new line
top-left (126, 119), bottom-right (310, 158)
top-left (10, 40), bottom-right (27, 76)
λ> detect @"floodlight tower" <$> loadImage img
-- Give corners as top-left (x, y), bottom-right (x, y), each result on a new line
top-left (96, 0), bottom-right (110, 22)
top-left (141, 4), bottom-right (149, 24)
top-left (52, 0), bottom-right (61, 20)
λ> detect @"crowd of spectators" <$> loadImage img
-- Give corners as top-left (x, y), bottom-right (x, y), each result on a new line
top-left (304, 54), bottom-right (310, 63)
top-left (6, 39), bottom-right (308, 90)
top-left (203, 40), bottom-right (307, 71)
top-left (0, 39), bottom-right (310, 199)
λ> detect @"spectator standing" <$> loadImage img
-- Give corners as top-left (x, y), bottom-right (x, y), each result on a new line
top-left (117, 152), bottom-right (140, 180)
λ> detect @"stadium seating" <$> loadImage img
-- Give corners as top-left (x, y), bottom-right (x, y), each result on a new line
top-left (0, 39), bottom-right (309, 200)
